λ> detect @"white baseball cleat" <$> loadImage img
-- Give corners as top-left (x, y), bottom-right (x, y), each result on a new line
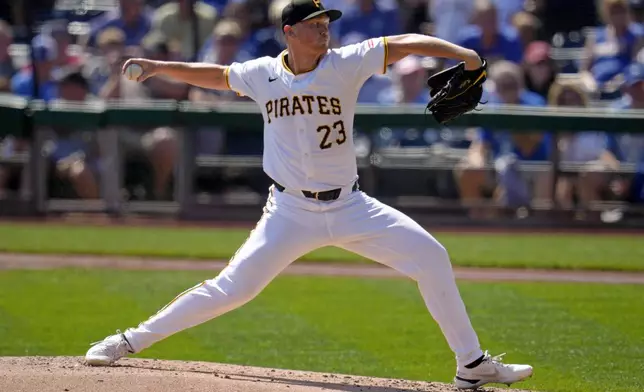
top-left (85, 330), bottom-right (135, 366)
top-left (454, 351), bottom-right (533, 389)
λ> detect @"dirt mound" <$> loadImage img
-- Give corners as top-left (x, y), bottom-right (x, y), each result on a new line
top-left (0, 356), bottom-right (535, 392)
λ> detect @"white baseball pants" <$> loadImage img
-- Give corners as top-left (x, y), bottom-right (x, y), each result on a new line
top-left (124, 185), bottom-right (483, 366)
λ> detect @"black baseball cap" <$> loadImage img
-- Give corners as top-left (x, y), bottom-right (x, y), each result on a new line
top-left (281, 0), bottom-right (342, 29)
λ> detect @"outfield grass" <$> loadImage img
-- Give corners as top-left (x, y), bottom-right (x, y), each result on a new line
top-left (0, 223), bottom-right (643, 271)
top-left (1, 269), bottom-right (643, 392)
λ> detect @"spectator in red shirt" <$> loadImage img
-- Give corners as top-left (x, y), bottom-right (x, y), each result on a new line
top-left (522, 41), bottom-right (558, 100)
top-left (0, 19), bottom-right (14, 93)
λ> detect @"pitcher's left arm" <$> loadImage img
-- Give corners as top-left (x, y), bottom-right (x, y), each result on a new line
top-left (385, 34), bottom-right (482, 70)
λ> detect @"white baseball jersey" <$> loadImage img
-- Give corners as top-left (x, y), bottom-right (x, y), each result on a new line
top-left (224, 37), bottom-right (389, 192)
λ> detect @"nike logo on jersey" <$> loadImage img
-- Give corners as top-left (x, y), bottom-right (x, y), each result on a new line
top-left (268, 76), bottom-right (278, 82)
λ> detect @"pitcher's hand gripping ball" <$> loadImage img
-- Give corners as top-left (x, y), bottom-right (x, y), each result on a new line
top-left (125, 63), bottom-right (144, 81)
top-left (425, 57), bottom-right (488, 125)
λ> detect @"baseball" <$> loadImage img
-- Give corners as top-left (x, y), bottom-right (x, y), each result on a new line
top-left (125, 63), bottom-right (144, 81)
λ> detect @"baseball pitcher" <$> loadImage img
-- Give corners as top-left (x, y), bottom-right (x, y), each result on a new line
top-left (85, 1), bottom-right (532, 389)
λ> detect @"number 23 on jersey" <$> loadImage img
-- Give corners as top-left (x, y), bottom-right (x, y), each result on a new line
top-left (265, 94), bottom-right (346, 151)
top-left (317, 120), bottom-right (346, 150)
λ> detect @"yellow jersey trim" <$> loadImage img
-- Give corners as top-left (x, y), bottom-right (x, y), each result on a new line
top-left (224, 66), bottom-right (232, 89)
top-left (382, 36), bottom-right (389, 74)
top-left (281, 51), bottom-right (320, 75)
top-left (281, 51), bottom-right (294, 74)
top-left (224, 66), bottom-right (243, 97)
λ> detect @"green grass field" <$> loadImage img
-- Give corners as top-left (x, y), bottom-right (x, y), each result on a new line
top-left (1, 223), bottom-right (643, 271)
top-left (0, 269), bottom-right (642, 392)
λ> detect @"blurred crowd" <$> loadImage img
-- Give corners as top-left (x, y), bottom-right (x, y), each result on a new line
top-left (0, 0), bottom-right (643, 219)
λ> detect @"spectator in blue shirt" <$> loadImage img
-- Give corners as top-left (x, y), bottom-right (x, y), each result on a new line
top-left (85, 27), bottom-right (127, 96)
top-left (428, 0), bottom-right (475, 45)
top-left (11, 34), bottom-right (59, 101)
top-left (332, 0), bottom-right (401, 47)
top-left (609, 62), bottom-right (644, 203)
top-left (198, 19), bottom-right (245, 67)
top-left (580, 0), bottom-right (644, 93)
top-left (333, 1), bottom-right (399, 107)
top-left (197, 0), bottom-right (284, 64)
top-left (370, 55), bottom-right (438, 148)
top-left (203, 0), bottom-right (232, 13)
top-left (84, 0), bottom-right (152, 50)
top-left (194, 18), bottom-right (264, 158)
top-left (455, 0), bottom-right (524, 65)
top-left (547, 81), bottom-right (622, 214)
top-left (454, 60), bottom-right (548, 218)
top-left (493, 0), bottom-right (525, 27)
top-left (323, 0), bottom-right (362, 15)
top-left (47, 70), bottom-right (101, 200)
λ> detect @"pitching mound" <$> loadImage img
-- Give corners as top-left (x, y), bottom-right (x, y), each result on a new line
top-left (0, 356), bottom-right (535, 392)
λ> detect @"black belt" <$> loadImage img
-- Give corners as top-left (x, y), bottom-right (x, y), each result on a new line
top-left (273, 181), bottom-right (359, 201)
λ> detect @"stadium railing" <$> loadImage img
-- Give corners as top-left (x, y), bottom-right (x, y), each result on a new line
top-left (1, 95), bottom-right (643, 226)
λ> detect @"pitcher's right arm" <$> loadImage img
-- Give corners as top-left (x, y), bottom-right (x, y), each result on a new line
top-left (122, 58), bottom-right (230, 91)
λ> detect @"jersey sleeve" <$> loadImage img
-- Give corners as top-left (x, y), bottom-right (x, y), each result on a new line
top-left (336, 37), bottom-right (389, 84)
top-left (224, 59), bottom-right (265, 101)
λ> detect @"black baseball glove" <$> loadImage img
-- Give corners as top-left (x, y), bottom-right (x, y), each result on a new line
top-left (425, 57), bottom-right (488, 125)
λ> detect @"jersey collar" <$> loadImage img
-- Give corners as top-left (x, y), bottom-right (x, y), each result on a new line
top-left (280, 50), bottom-right (327, 75)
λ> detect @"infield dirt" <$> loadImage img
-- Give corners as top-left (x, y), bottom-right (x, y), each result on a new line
top-left (0, 356), bottom-right (536, 392)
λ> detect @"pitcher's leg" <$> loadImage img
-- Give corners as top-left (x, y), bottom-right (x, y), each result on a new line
top-left (334, 193), bottom-right (532, 389)
top-left (125, 210), bottom-right (322, 352)
top-left (339, 230), bottom-right (481, 364)
top-left (335, 194), bottom-right (481, 365)
top-left (86, 205), bottom-right (325, 365)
